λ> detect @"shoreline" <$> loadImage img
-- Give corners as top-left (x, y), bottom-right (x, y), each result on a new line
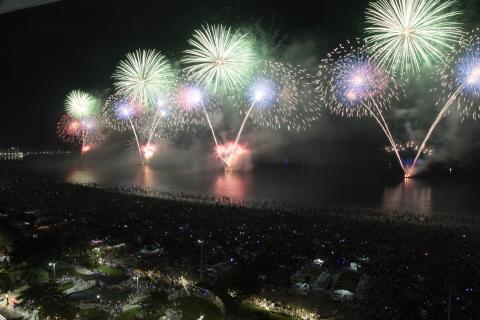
top-left (4, 172), bottom-right (480, 230)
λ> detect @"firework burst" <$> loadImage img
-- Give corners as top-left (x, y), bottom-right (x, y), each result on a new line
top-left (103, 94), bottom-right (145, 132)
top-left (172, 81), bottom-right (221, 132)
top-left (222, 61), bottom-right (321, 168)
top-left (138, 87), bottom-right (207, 143)
top-left (57, 115), bottom-right (81, 143)
top-left (182, 24), bottom-right (257, 93)
top-left (113, 49), bottom-right (175, 108)
top-left (57, 114), bottom-right (105, 151)
top-left (409, 28), bottom-right (480, 175)
top-left (317, 39), bottom-right (406, 173)
top-left (437, 28), bottom-right (480, 120)
top-left (65, 90), bottom-right (98, 119)
top-left (318, 39), bottom-right (402, 117)
top-left (79, 117), bottom-right (106, 146)
top-left (103, 93), bottom-right (146, 161)
top-left (235, 61), bottom-right (322, 131)
top-left (365, 0), bottom-right (463, 74)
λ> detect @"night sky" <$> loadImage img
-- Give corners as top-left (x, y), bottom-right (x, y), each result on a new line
top-left (1, 0), bottom-right (480, 165)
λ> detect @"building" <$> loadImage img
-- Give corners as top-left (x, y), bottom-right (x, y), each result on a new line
top-left (0, 147), bottom-right (24, 160)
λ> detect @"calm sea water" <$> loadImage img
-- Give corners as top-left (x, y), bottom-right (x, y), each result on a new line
top-left (4, 157), bottom-right (480, 217)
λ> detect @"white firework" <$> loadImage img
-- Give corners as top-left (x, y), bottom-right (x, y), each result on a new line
top-left (365, 0), bottom-right (463, 74)
top-left (182, 24), bottom-right (257, 92)
top-left (113, 49), bottom-right (175, 108)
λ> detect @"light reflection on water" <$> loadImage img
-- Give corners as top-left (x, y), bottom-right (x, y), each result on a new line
top-left (381, 178), bottom-right (433, 215)
top-left (213, 172), bottom-right (251, 200)
top-left (12, 159), bottom-right (480, 217)
top-left (67, 169), bottom-right (96, 185)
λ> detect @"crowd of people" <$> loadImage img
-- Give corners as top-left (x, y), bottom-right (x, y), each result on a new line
top-left (0, 173), bottom-right (479, 319)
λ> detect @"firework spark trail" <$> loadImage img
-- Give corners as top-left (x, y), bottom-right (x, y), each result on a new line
top-left (113, 49), bottom-right (175, 159)
top-left (103, 94), bottom-right (147, 163)
top-left (145, 96), bottom-right (172, 146)
top-left (182, 24), bottom-right (258, 166)
top-left (81, 126), bottom-right (86, 150)
top-left (370, 98), bottom-right (405, 172)
top-left (227, 101), bottom-right (256, 167)
top-left (409, 85), bottom-right (464, 175)
top-left (362, 101), bottom-right (405, 172)
top-left (224, 61), bottom-right (322, 168)
top-left (173, 83), bottom-right (228, 164)
top-left (147, 108), bottom-right (163, 145)
top-left (127, 115), bottom-right (144, 163)
top-left (147, 112), bottom-right (160, 144)
top-left (200, 101), bottom-right (227, 165)
top-left (408, 28), bottom-right (480, 175)
top-left (317, 39), bottom-right (406, 173)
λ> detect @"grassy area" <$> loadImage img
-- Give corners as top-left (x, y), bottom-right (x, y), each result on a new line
top-left (96, 265), bottom-right (125, 277)
top-left (238, 302), bottom-right (297, 320)
top-left (59, 281), bottom-right (74, 292)
top-left (78, 308), bottom-right (110, 320)
top-left (116, 307), bottom-right (140, 320)
top-left (56, 266), bottom-right (82, 278)
top-left (174, 296), bottom-right (223, 320)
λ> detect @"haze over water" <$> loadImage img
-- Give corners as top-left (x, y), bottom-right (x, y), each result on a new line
top-left (5, 157), bottom-right (480, 217)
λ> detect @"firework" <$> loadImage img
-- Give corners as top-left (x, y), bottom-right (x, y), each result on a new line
top-left (182, 24), bottom-right (257, 92)
top-left (140, 87), bottom-right (206, 143)
top-left (57, 114), bottom-right (105, 152)
top-left (103, 94), bottom-right (145, 131)
top-left (220, 61), bottom-right (321, 168)
top-left (236, 61), bottom-right (321, 130)
top-left (141, 144), bottom-right (156, 160)
top-left (317, 39), bottom-right (406, 173)
top-left (65, 90), bottom-right (98, 119)
top-left (103, 93), bottom-right (146, 162)
top-left (79, 117), bottom-right (106, 147)
top-left (409, 28), bottom-right (480, 175)
top-left (57, 114), bottom-right (81, 143)
top-left (318, 40), bottom-right (402, 117)
top-left (172, 81), bottom-right (226, 160)
top-left (385, 141), bottom-right (433, 155)
top-left (365, 0), bottom-right (463, 74)
top-left (142, 93), bottom-right (175, 147)
top-left (215, 142), bottom-right (248, 170)
top-left (386, 141), bottom-right (433, 170)
top-left (113, 49), bottom-right (175, 108)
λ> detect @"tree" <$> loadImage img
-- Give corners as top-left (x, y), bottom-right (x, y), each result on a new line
top-left (18, 281), bottom-right (78, 320)
top-left (0, 267), bottom-right (21, 293)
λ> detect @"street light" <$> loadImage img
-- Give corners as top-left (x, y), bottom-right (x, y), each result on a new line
top-left (197, 239), bottom-right (204, 281)
top-left (48, 262), bottom-right (57, 278)
top-left (133, 276), bottom-right (139, 293)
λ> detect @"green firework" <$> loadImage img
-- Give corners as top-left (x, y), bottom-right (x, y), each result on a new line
top-left (113, 49), bottom-right (175, 108)
top-left (65, 90), bottom-right (97, 119)
top-left (365, 0), bottom-right (463, 74)
top-left (182, 24), bottom-right (257, 93)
